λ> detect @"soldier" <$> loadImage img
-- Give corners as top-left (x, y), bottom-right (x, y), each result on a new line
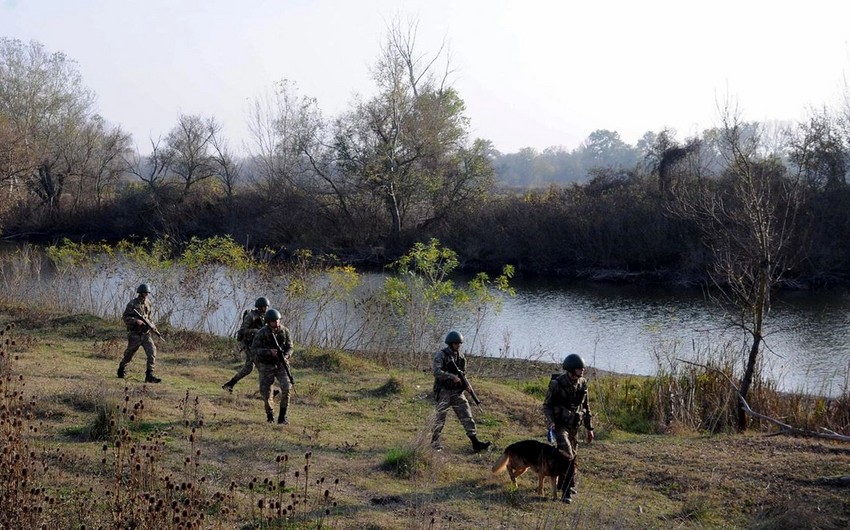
top-left (222, 297), bottom-right (269, 392)
top-left (543, 353), bottom-right (595, 504)
top-left (116, 283), bottom-right (161, 383)
top-left (430, 331), bottom-right (491, 453)
top-left (250, 309), bottom-right (294, 424)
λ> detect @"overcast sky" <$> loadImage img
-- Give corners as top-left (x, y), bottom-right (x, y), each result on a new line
top-left (2, 0), bottom-right (849, 154)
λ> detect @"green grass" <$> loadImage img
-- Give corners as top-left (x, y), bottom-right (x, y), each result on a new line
top-left (1, 305), bottom-right (848, 529)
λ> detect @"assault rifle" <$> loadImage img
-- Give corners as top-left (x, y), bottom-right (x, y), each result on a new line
top-left (132, 308), bottom-right (165, 342)
top-left (270, 331), bottom-right (295, 385)
top-left (447, 356), bottom-right (482, 409)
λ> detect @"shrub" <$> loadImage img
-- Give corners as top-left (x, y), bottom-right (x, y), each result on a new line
top-left (381, 446), bottom-right (430, 478)
top-left (372, 376), bottom-right (404, 397)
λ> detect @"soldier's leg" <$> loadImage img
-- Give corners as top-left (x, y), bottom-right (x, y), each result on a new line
top-left (451, 392), bottom-right (477, 436)
top-left (118, 333), bottom-right (142, 377)
top-left (431, 391), bottom-right (450, 447)
top-left (231, 346), bottom-right (255, 384)
top-left (552, 425), bottom-right (574, 457)
top-left (452, 393), bottom-right (490, 452)
top-left (552, 425), bottom-right (575, 494)
top-left (566, 427), bottom-right (580, 495)
top-left (224, 348), bottom-right (255, 391)
top-left (257, 365), bottom-right (275, 422)
top-left (560, 457), bottom-right (577, 504)
top-left (141, 335), bottom-right (159, 382)
top-left (276, 370), bottom-right (292, 424)
top-left (567, 428), bottom-right (579, 453)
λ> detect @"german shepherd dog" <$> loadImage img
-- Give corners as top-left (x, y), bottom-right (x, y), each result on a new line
top-left (491, 440), bottom-right (573, 499)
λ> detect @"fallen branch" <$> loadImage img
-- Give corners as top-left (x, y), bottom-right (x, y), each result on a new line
top-left (737, 396), bottom-right (850, 442)
top-left (675, 358), bottom-right (850, 443)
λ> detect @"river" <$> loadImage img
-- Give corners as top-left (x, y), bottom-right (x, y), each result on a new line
top-left (2, 244), bottom-right (848, 396)
top-left (477, 279), bottom-right (850, 396)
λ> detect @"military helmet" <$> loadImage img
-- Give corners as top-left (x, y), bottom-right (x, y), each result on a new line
top-left (136, 283), bottom-right (151, 294)
top-left (444, 330), bottom-right (464, 345)
top-left (265, 308), bottom-right (282, 322)
top-left (562, 354), bottom-right (586, 371)
top-left (255, 297), bottom-right (270, 309)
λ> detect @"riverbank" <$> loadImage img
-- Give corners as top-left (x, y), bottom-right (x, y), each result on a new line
top-left (1, 304), bottom-right (848, 529)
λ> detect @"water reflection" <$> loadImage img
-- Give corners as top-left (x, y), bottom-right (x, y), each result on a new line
top-left (476, 279), bottom-right (850, 396)
top-left (2, 242), bottom-right (848, 396)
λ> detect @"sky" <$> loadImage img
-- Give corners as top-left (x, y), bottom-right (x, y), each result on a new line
top-left (2, 0), bottom-right (850, 155)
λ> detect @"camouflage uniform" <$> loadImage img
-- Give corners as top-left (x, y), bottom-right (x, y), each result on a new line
top-left (543, 371), bottom-right (593, 501)
top-left (117, 295), bottom-right (157, 380)
top-left (543, 372), bottom-right (593, 457)
top-left (251, 323), bottom-right (293, 424)
top-left (222, 309), bottom-right (265, 390)
top-left (431, 346), bottom-right (480, 447)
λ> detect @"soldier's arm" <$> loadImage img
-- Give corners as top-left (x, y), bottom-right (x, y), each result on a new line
top-left (279, 329), bottom-right (293, 359)
top-left (582, 385), bottom-right (594, 431)
top-left (250, 329), bottom-right (267, 354)
top-left (542, 382), bottom-right (558, 425)
top-left (432, 349), bottom-right (458, 385)
top-left (122, 301), bottom-right (141, 327)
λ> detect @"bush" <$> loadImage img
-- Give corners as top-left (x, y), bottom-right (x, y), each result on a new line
top-left (381, 446), bottom-right (430, 478)
top-left (372, 377), bottom-right (404, 397)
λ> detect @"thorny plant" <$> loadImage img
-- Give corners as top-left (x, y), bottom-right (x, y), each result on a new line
top-left (0, 322), bottom-right (342, 528)
top-left (247, 451), bottom-right (341, 529)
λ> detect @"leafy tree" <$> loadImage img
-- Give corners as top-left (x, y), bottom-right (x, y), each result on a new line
top-left (787, 109), bottom-right (848, 191)
top-left (326, 19), bottom-right (493, 240)
top-left (383, 238), bottom-right (513, 367)
top-left (0, 38), bottom-right (96, 214)
top-left (578, 129), bottom-right (640, 170)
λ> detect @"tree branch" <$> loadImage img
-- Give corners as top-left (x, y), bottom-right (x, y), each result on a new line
top-left (675, 358), bottom-right (850, 443)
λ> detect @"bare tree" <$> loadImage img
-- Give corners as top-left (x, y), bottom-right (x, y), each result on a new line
top-left (670, 102), bottom-right (806, 431)
top-left (0, 116), bottom-right (31, 212)
top-left (125, 137), bottom-right (170, 191)
top-left (162, 113), bottom-right (220, 199)
top-left (64, 115), bottom-right (131, 211)
top-left (246, 80), bottom-right (318, 193)
top-left (209, 130), bottom-right (241, 207)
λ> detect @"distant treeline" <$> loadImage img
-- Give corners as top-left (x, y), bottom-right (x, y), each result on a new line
top-left (3, 35), bottom-right (850, 287)
top-left (492, 129), bottom-right (647, 187)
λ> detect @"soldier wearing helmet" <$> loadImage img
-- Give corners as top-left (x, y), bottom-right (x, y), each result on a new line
top-left (250, 308), bottom-right (294, 425)
top-left (543, 353), bottom-right (595, 503)
top-left (116, 283), bottom-right (161, 383)
top-left (430, 330), bottom-right (491, 453)
top-left (222, 296), bottom-right (270, 392)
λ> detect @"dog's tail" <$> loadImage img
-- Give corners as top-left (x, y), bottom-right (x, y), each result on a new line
top-left (491, 452), bottom-right (509, 474)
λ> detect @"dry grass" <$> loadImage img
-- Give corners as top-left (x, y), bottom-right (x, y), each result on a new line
top-left (1, 305), bottom-right (848, 529)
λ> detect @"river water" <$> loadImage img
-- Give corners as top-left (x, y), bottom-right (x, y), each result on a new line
top-left (476, 279), bottom-right (850, 396)
top-left (2, 244), bottom-right (848, 396)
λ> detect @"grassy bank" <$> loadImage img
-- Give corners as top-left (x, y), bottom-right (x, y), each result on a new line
top-left (1, 304), bottom-right (848, 529)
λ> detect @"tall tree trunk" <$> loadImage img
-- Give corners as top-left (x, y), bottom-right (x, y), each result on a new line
top-left (387, 182), bottom-right (401, 238)
top-left (737, 264), bottom-right (768, 431)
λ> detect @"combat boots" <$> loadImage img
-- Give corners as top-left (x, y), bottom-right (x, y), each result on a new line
top-left (560, 460), bottom-right (577, 503)
top-left (116, 365), bottom-right (125, 378)
top-left (277, 407), bottom-right (288, 425)
top-left (145, 373), bottom-right (161, 384)
top-left (266, 410), bottom-right (274, 423)
top-left (222, 379), bottom-right (236, 392)
top-left (468, 434), bottom-right (491, 453)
